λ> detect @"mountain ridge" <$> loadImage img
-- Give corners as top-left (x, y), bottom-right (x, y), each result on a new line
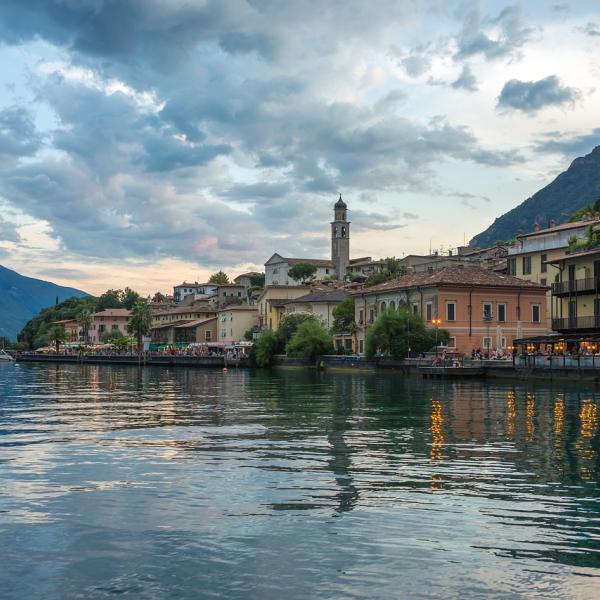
top-left (470, 145), bottom-right (600, 247)
top-left (0, 264), bottom-right (88, 341)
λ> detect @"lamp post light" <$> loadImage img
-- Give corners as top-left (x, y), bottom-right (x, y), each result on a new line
top-left (432, 317), bottom-right (442, 348)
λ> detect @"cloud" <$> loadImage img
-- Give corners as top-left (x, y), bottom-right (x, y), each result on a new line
top-left (0, 106), bottom-right (42, 163)
top-left (451, 65), bottom-right (477, 91)
top-left (533, 128), bottom-right (600, 157)
top-left (401, 52), bottom-right (431, 78)
top-left (579, 22), bottom-right (600, 37)
top-left (0, 216), bottom-right (21, 243)
top-left (454, 5), bottom-right (535, 61)
top-left (402, 212), bottom-right (419, 220)
top-left (497, 75), bottom-right (580, 113)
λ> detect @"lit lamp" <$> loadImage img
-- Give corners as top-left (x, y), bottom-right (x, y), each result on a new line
top-left (432, 317), bottom-right (442, 348)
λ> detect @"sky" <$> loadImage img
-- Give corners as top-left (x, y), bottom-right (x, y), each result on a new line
top-left (0, 0), bottom-right (599, 295)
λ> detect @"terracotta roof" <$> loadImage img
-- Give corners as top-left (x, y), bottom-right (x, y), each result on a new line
top-left (353, 266), bottom-right (547, 295)
top-left (174, 317), bottom-right (217, 329)
top-left (546, 246), bottom-right (600, 263)
top-left (349, 256), bottom-right (372, 264)
top-left (517, 219), bottom-right (599, 239)
top-left (154, 306), bottom-right (217, 316)
top-left (288, 289), bottom-right (350, 303)
top-left (269, 299), bottom-right (294, 308)
top-left (281, 257), bottom-right (335, 268)
top-left (93, 309), bottom-right (131, 317)
top-left (218, 305), bottom-right (258, 312)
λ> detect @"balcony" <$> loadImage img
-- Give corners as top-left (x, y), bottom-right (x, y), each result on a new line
top-left (551, 277), bottom-right (600, 296)
top-left (552, 316), bottom-right (600, 332)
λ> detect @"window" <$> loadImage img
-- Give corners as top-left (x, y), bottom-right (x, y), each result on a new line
top-left (412, 303), bottom-right (419, 315)
top-left (369, 308), bottom-right (375, 323)
top-left (359, 339), bottom-right (364, 354)
top-left (389, 301), bottom-right (396, 311)
top-left (568, 265), bottom-right (576, 281)
top-left (540, 278), bottom-right (547, 287)
top-left (483, 303), bottom-right (492, 321)
top-left (446, 302), bottom-right (456, 321)
top-left (501, 337), bottom-right (507, 349)
top-left (447, 337), bottom-right (456, 348)
top-left (344, 339), bottom-right (352, 350)
top-left (205, 330), bottom-right (212, 341)
top-left (358, 309), bottom-right (364, 325)
top-left (426, 302), bottom-right (433, 321)
top-left (532, 304), bottom-right (541, 323)
top-left (483, 337), bottom-right (492, 349)
top-left (380, 302), bottom-right (386, 312)
top-left (522, 256), bottom-right (532, 275)
top-left (497, 303), bottom-right (506, 322)
top-left (507, 258), bottom-right (516, 276)
top-left (541, 253), bottom-right (547, 273)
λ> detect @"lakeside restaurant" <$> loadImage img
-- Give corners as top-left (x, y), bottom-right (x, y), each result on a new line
top-left (513, 333), bottom-right (600, 368)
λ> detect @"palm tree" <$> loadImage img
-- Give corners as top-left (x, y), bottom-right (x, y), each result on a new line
top-left (126, 300), bottom-right (153, 359)
top-left (76, 309), bottom-right (93, 345)
top-left (47, 325), bottom-right (67, 353)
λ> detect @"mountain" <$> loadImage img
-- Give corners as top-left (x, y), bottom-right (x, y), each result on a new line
top-left (470, 145), bottom-right (600, 248)
top-left (0, 265), bottom-right (88, 341)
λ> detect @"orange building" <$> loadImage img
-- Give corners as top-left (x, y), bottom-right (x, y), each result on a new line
top-left (353, 266), bottom-right (548, 355)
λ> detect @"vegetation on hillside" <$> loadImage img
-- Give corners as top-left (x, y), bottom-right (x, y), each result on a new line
top-left (470, 145), bottom-right (600, 248)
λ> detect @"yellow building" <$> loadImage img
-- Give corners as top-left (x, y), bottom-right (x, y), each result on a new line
top-left (151, 306), bottom-right (217, 327)
top-left (548, 245), bottom-right (600, 334)
top-left (217, 306), bottom-right (258, 343)
top-left (506, 219), bottom-right (598, 330)
top-left (257, 285), bottom-right (311, 331)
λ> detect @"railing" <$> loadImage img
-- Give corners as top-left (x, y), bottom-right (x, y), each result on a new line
top-left (552, 316), bottom-right (600, 331)
top-left (516, 354), bottom-right (600, 369)
top-left (551, 277), bottom-right (600, 295)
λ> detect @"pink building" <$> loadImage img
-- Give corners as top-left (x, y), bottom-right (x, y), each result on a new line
top-left (89, 309), bottom-right (131, 343)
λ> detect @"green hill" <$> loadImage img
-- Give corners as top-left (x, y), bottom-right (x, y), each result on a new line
top-left (0, 265), bottom-right (88, 341)
top-left (470, 145), bottom-right (600, 248)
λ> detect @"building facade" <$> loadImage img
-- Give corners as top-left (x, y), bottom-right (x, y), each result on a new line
top-left (257, 285), bottom-right (310, 330)
top-left (331, 194), bottom-right (350, 279)
top-left (506, 219), bottom-right (597, 330)
top-left (217, 306), bottom-right (259, 343)
top-left (353, 266), bottom-right (548, 355)
top-left (89, 309), bottom-right (131, 343)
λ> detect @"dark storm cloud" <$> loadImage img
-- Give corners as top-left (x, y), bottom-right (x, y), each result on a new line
top-left (533, 129), bottom-right (600, 157)
top-left (497, 76), bottom-right (580, 113)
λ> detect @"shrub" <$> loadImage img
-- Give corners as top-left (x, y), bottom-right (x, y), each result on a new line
top-left (286, 320), bottom-right (333, 361)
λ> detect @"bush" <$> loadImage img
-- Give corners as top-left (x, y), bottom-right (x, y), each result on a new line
top-left (286, 320), bottom-right (333, 361)
top-left (253, 329), bottom-right (279, 367)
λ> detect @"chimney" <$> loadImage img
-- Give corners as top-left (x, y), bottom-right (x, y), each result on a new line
top-left (533, 223), bottom-right (541, 232)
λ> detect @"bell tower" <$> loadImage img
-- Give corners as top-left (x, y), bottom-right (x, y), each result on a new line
top-left (331, 193), bottom-right (350, 279)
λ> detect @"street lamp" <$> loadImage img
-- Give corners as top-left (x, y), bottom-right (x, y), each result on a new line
top-left (432, 317), bottom-right (442, 348)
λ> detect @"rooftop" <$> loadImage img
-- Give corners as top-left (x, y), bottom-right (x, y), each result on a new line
top-left (517, 219), bottom-right (599, 239)
top-left (93, 309), bottom-right (131, 317)
top-left (354, 266), bottom-right (547, 294)
top-left (218, 305), bottom-right (258, 312)
top-left (288, 288), bottom-right (350, 303)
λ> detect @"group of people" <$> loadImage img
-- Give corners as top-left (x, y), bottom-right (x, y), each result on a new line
top-left (470, 348), bottom-right (511, 360)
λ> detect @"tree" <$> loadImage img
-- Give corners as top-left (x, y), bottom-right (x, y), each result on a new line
top-left (126, 300), bottom-right (152, 356)
top-left (365, 309), bottom-right (449, 360)
top-left (96, 289), bottom-right (123, 310)
top-left (244, 325), bottom-right (260, 341)
top-left (249, 273), bottom-right (265, 288)
top-left (101, 327), bottom-right (124, 343)
top-left (76, 309), bottom-right (93, 345)
top-left (122, 287), bottom-right (141, 310)
top-left (364, 258), bottom-right (406, 287)
top-left (252, 329), bottom-right (279, 367)
top-left (331, 297), bottom-right (355, 332)
top-left (47, 324), bottom-right (67, 353)
top-left (151, 291), bottom-right (167, 303)
top-left (209, 271), bottom-right (230, 284)
top-left (288, 262), bottom-right (317, 283)
top-left (276, 313), bottom-right (318, 351)
top-left (286, 320), bottom-right (333, 361)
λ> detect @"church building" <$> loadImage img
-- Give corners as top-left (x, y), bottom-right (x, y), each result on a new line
top-left (264, 195), bottom-right (373, 286)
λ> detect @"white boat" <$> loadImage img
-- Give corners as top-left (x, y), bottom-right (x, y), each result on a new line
top-left (0, 349), bottom-right (15, 361)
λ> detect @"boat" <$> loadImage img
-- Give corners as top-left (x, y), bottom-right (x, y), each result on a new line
top-left (0, 349), bottom-right (15, 361)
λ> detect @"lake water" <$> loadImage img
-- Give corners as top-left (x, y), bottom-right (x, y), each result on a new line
top-left (1, 362), bottom-right (599, 599)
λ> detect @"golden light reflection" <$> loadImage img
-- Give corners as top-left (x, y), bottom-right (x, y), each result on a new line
top-left (506, 391), bottom-right (516, 437)
top-left (526, 393), bottom-right (535, 441)
top-left (429, 399), bottom-right (444, 463)
top-left (553, 395), bottom-right (565, 437)
top-left (575, 400), bottom-right (598, 481)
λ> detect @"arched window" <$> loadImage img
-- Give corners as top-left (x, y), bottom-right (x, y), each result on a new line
top-left (389, 301), bottom-right (396, 311)
top-left (380, 301), bottom-right (386, 312)
top-left (341, 226), bottom-right (346, 238)
top-left (333, 226), bottom-right (338, 237)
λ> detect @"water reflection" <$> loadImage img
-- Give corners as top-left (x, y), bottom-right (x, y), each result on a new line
top-left (1, 363), bottom-right (600, 599)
